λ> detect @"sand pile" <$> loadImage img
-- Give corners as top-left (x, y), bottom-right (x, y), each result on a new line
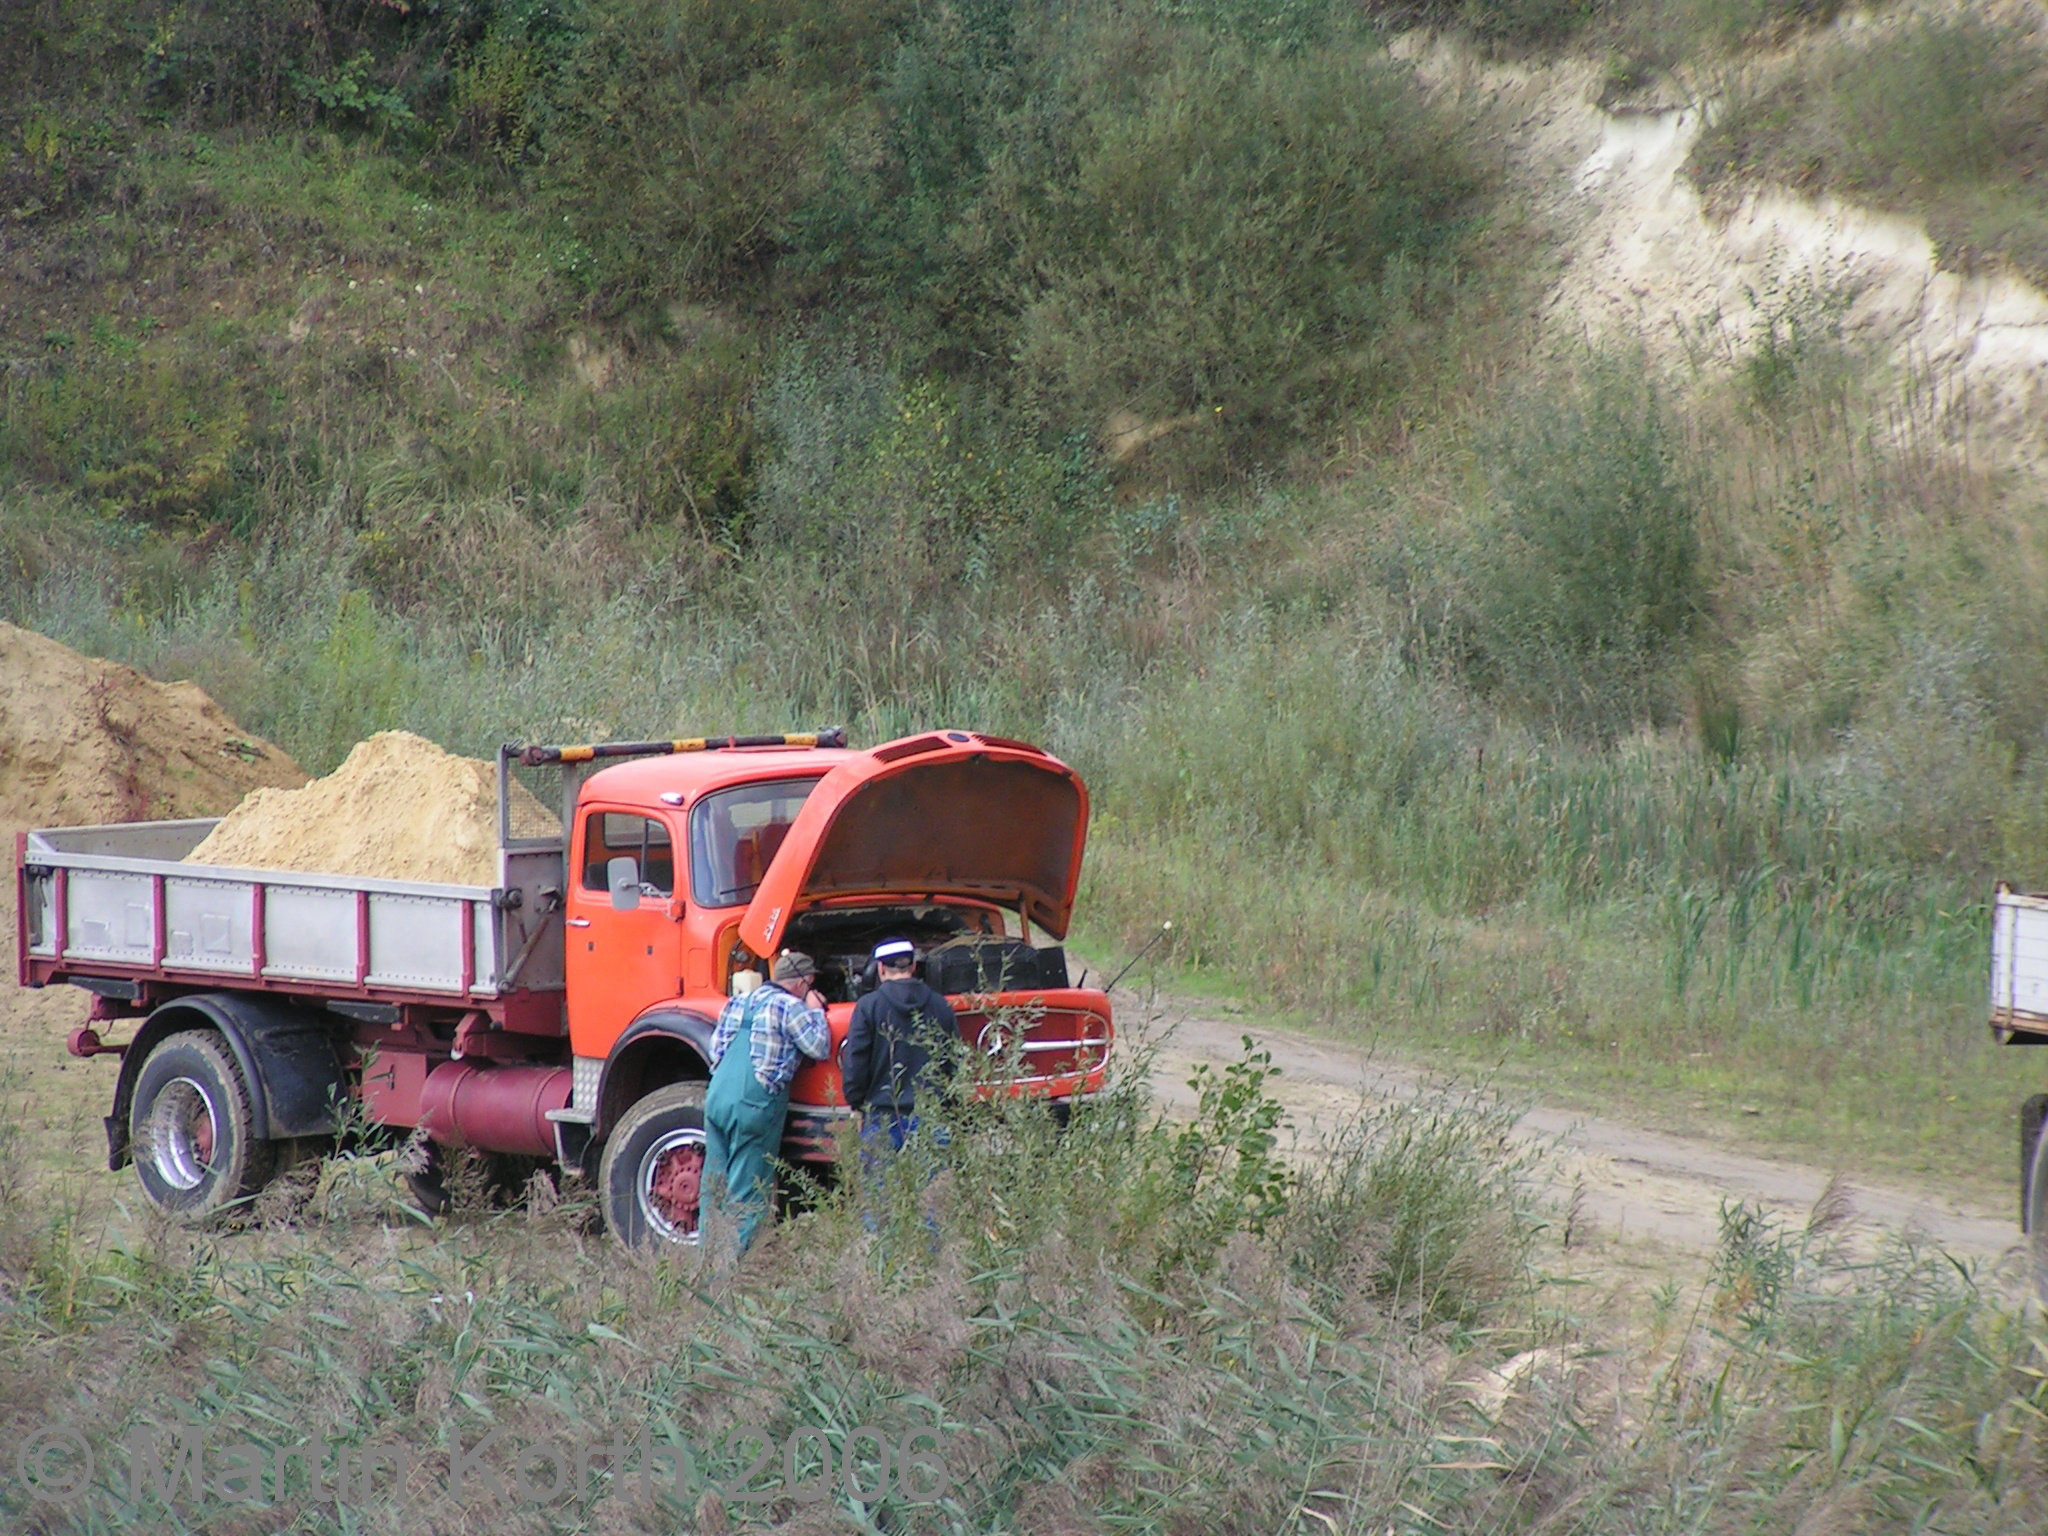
top-left (1, 623), bottom-right (307, 1044)
top-left (0, 622), bottom-right (305, 831)
top-left (186, 730), bottom-right (559, 886)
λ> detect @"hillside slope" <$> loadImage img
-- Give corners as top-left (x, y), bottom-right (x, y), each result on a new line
top-left (1408, 23), bottom-right (2048, 469)
top-left (5, 0), bottom-right (2048, 1190)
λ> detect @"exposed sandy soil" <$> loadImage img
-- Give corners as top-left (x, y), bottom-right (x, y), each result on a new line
top-left (0, 624), bottom-right (308, 1167)
top-left (0, 622), bottom-right (304, 832)
top-left (187, 729), bottom-right (559, 887)
top-left (1401, 29), bottom-right (2048, 469)
top-left (1133, 987), bottom-right (2024, 1284)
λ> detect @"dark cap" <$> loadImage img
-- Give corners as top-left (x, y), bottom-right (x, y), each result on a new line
top-left (772, 951), bottom-right (816, 982)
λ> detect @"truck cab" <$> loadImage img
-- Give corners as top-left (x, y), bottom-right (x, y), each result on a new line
top-left (560, 731), bottom-right (1112, 1244)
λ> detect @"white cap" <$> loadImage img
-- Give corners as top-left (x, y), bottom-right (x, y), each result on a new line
top-left (872, 939), bottom-right (916, 963)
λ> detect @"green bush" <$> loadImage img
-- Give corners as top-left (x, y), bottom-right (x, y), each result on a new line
top-left (1160, 1038), bottom-right (1296, 1269)
top-left (1449, 357), bottom-right (1701, 735)
top-left (138, 0), bottom-right (446, 129)
top-left (781, 0), bottom-right (1017, 334)
top-left (447, 1), bottom-right (580, 159)
top-left (541, 4), bottom-right (1481, 468)
top-left (990, 33), bottom-right (1480, 461)
top-left (748, 347), bottom-right (1085, 593)
top-left (539, 0), bottom-right (896, 310)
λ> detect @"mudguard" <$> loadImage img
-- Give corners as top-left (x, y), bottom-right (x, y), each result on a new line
top-left (107, 992), bottom-right (345, 1169)
top-left (596, 1010), bottom-right (717, 1136)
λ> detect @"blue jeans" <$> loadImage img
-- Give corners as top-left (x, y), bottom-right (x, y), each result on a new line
top-left (858, 1110), bottom-right (945, 1237)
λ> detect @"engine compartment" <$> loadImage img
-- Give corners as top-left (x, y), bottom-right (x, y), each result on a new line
top-left (780, 903), bottom-right (1072, 1003)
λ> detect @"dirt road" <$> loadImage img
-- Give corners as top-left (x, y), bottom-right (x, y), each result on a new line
top-left (1131, 989), bottom-right (2023, 1274)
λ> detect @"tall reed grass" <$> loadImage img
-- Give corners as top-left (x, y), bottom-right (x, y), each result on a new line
top-left (3, 1042), bottom-right (2043, 1533)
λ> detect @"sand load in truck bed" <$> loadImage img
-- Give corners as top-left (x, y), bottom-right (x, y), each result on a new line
top-left (0, 622), bottom-right (306, 831)
top-left (185, 730), bottom-right (559, 887)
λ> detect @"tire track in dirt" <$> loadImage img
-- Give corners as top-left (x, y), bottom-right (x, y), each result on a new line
top-left (1126, 990), bottom-right (2022, 1272)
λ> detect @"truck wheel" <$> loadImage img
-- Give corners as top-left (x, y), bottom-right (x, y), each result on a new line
top-left (2029, 1120), bottom-right (2048, 1307)
top-left (599, 1083), bottom-right (708, 1249)
top-left (403, 1144), bottom-right (550, 1216)
top-left (129, 1030), bottom-right (275, 1219)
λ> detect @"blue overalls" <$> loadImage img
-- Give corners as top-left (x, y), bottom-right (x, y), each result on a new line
top-left (703, 1017), bottom-right (790, 1252)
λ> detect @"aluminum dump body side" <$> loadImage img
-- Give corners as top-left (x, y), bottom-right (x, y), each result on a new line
top-left (1991, 887), bottom-right (2048, 1041)
top-left (17, 819), bottom-right (565, 1028)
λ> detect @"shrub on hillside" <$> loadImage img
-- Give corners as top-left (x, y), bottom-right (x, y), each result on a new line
top-left (1448, 358), bottom-right (1701, 736)
top-left (750, 346), bottom-right (1086, 580)
top-left (544, 4), bottom-right (1482, 469)
top-left (446, 0), bottom-right (580, 159)
top-left (780, 0), bottom-right (1018, 338)
top-left (986, 31), bottom-right (1480, 466)
top-left (539, 0), bottom-right (897, 309)
top-left (140, 0), bottom-right (441, 130)
top-left (1690, 15), bottom-right (2048, 283)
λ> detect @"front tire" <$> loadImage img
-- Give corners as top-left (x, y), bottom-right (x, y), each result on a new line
top-left (129, 1030), bottom-right (275, 1219)
top-left (599, 1082), bottom-right (708, 1249)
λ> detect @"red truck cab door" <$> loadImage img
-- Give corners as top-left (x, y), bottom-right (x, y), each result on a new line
top-left (565, 806), bottom-right (685, 1056)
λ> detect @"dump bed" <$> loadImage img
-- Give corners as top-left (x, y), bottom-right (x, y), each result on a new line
top-left (1991, 886), bottom-right (2048, 1041)
top-left (16, 818), bottom-right (566, 1028)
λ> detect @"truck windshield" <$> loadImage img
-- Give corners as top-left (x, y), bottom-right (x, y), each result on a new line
top-left (689, 777), bottom-right (824, 908)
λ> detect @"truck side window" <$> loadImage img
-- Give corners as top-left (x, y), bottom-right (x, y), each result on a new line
top-left (581, 813), bottom-right (675, 897)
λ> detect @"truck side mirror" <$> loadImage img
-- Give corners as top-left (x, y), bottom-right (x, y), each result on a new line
top-left (607, 856), bottom-right (642, 911)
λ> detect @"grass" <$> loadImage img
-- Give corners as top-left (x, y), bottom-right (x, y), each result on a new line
top-left (6, 8), bottom-right (2048, 1520)
top-left (0, 1035), bottom-right (1564, 1532)
top-left (4, 1026), bottom-right (2046, 1532)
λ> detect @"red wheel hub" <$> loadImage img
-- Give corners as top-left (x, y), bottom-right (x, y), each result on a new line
top-left (648, 1142), bottom-right (704, 1235)
top-left (193, 1106), bottom-right (215, 1166)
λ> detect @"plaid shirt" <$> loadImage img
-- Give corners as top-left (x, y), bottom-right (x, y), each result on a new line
top-left (710, 982), bottom-right (831, 1095)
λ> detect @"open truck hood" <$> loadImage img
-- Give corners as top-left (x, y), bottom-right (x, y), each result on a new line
top-left (739, 732), bottom-right (1088, 957)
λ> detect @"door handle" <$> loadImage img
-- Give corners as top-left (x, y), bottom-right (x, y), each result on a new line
top-left (566, 917), bottom-right (592, 928)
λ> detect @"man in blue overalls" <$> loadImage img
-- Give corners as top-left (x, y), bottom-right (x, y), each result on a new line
top-left (704, 951), bottom-right (830, 1252)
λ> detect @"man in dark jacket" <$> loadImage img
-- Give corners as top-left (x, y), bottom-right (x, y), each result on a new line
top-left (842, 938), bottom-right (956, 1168)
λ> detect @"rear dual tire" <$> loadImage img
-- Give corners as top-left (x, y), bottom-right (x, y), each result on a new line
top-left (129, 1030), bottom-right (274, 1219)
top-left (402, 1145), bottom-right (550, 1216)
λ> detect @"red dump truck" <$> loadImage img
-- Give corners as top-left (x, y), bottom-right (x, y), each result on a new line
top-left (15, 729), bottom-right (1113, 1246)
